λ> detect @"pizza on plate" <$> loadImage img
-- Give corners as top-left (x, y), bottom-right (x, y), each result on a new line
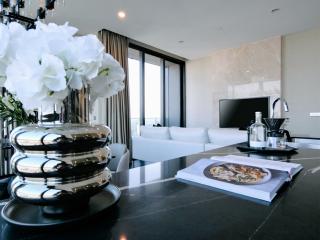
top-left (208, 163), bottom-right (268, 184)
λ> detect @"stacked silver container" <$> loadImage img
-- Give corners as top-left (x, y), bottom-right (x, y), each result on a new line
top-left (9, 124), bottom-right (112, 214)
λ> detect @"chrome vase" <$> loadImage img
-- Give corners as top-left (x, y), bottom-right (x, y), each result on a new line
top-left (8, 88), bottom-right (112, 215)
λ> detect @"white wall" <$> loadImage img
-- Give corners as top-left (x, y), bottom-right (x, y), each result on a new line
top-left (186, 37), bottom-right (281, 128)
top-left (282, 27), bottom-right (320, 137)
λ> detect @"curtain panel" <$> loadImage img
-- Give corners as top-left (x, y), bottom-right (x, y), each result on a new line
top-left (98, 29), bottom-right (131, 149)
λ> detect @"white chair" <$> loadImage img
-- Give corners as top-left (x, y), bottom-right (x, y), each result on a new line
top-left (108, 143), bottom-right (130, 172)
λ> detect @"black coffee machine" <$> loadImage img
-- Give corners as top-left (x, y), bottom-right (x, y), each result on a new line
top-left (263, 118), bottom-right (292, 147)
top-left (263, 98), bottom-right (292, 147)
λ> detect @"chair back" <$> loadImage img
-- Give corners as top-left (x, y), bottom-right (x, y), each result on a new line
top-left (108, 143), bottom-right (130, 172)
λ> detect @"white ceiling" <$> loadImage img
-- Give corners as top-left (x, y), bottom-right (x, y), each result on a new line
top-left (28, 0), bottom-right (320, 60)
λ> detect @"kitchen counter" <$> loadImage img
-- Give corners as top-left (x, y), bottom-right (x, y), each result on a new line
top-left (1, 145), bottom-right (320, 239)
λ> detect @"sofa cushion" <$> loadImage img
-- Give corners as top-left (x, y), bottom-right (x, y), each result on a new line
top-left (208, 128), bottom-right (247, 145)
top-left (132, 136), bottom-right (205, 162)
top-left (169, 127), bottom-right (209, 143)
top-left (140, 126), bottom-right (170, 140)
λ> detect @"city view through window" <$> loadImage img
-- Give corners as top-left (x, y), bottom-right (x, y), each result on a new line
top-left (129, 58), bottom-right (161, 135)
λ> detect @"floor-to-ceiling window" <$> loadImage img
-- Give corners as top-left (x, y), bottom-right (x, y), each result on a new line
top-left (128, 45), bottom-right (185, 136)
top-left (144, 54), bottom-right (162, 126)
top-left (128, 48), bottom-right (141, 136)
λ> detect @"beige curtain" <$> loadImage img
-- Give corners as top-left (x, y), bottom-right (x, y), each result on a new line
top-left (98, 29), bottom-right (131, 149)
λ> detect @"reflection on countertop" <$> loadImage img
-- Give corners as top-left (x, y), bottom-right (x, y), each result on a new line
top-left (1, 144), bottom-right (320, 239)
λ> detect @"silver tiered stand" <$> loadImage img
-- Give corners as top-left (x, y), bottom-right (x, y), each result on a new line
top-left (1, 89), bottom-right (121, 227)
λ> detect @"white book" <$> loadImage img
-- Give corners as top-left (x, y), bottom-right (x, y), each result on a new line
top-left (176, 156), bottom-right (303, 202)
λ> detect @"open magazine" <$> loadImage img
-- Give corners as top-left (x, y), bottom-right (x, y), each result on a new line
top-left (175, 155), bottom-right (303, 202)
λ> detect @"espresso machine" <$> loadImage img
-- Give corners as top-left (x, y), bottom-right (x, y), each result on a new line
top-left (263, 98), bottom-right (292, 148)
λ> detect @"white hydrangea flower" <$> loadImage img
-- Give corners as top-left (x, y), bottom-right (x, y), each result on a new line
top-left (66, 70), bottom-right (83, 90)
top-left (5, 56), bottom-right (43, 98)
top-left (5, 54), bottom-right (67, 111)
top-left (35, 21), bottom-right (78, 37)
top-left (1, 21), bottom-right (125, 113)
top-left (65, 34), bottom-right (105, 89)
top-left (36, 88), bottom-right (69, 113)
top-left (89, 53), bottom-right (125, 105)
top-left (0, 22), bottom-right (27, 88)
top-left (35, 21), bottom-right (77, 59)
top-left (41, 54), bottom-right (67, 92)
top-left (5, 22), bottom-right (27, 61)
top-left (14, 28), bottom-right (49, 62)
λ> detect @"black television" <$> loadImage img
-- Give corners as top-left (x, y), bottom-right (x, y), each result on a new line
top-left (219, 97), bottom-right (269, 129)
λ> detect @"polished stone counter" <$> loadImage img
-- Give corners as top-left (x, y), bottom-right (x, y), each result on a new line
top-left (1, 145), bottom-right (320, 239)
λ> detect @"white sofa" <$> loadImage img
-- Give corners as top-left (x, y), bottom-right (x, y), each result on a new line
top-left (132, 126), bottom-right (247, 162)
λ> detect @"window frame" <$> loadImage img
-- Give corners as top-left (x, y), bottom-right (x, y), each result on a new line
top-left (128, 43), bottom-right (186, 127)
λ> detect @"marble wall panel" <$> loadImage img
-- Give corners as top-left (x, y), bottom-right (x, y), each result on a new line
top-left (186, 37), bottom-right (281, 128)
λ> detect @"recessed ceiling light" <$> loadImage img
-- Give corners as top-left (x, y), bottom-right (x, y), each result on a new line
top-left (118, 11), bottom-right (126, 19)
top-left (271, 8), bottom-right (280, 14)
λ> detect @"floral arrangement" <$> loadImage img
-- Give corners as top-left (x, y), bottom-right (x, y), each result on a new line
top-left (0, 21), bottom-right (125, 123)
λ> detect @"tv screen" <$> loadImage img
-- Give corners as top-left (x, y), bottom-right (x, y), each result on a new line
top-left (219, 97), bottom-right (269, 129)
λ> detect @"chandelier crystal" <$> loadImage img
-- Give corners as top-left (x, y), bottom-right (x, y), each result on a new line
top-left (0, 0), bottom-right (61, 28)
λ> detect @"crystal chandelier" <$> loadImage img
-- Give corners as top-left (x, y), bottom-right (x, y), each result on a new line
top-left (0, 0), bottom-right (63, 28)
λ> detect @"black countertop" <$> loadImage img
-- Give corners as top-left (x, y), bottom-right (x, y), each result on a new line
top-left (1, 145), bottom-right (320, 239)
